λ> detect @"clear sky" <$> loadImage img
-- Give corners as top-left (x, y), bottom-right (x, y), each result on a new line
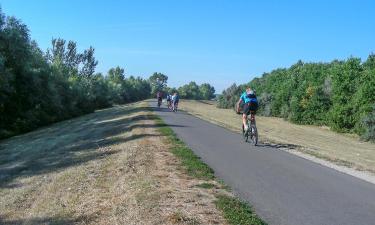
top-left (1, 0), bottom-right (374, 92)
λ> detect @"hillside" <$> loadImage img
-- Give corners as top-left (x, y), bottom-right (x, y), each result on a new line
top-left (0, 102), bottom-right (231, 224)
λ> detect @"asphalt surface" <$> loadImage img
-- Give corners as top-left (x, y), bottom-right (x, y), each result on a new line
top-left (153, 102), bottom-right (375, 225)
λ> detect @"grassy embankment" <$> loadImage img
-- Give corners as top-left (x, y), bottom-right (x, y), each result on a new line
top-left (0, 101), bottom-right (266, 225)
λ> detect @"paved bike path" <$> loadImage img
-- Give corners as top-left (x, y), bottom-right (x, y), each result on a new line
top-left (153, 103), bottom-right (375, 225)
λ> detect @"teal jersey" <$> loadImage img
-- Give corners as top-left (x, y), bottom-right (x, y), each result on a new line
top-left (240, 92), bottom-right (257, 104)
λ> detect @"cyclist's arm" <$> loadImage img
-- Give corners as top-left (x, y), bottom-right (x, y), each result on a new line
top-left (236, 97), bottom-right (243, 113)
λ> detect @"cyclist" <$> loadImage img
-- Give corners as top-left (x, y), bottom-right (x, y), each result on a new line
top-left (166, 93), bottom-right (172, 109)
top-left (236, 88), bottom-right (258, 132)
top-left (156, 91), bottom-right (163, 107)
top-left (171, 92), bottom-right (180, 111)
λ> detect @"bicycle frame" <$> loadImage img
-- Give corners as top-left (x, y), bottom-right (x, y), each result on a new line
top-left (243, 111), bottom-right (258, 145)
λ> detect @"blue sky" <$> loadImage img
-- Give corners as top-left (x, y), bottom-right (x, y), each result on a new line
top-left (1, 0), bottom-right (374, 92)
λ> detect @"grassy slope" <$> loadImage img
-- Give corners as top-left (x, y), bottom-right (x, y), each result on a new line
top-left (179, 100), bottom-right (375, 173)
top-left (0, 100), bottom-right (267, 225)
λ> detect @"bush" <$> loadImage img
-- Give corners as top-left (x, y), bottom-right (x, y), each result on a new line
top-left (362, 106), bottom-right (375, 141)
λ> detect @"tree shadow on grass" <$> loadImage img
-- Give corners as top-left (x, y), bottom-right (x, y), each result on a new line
top-left (0, 104), bottom-right (174, 189)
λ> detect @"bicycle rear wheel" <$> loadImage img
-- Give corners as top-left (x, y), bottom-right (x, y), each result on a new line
top-left (250, 125), bottom-right (258, 146)
top-left (242, 124), bottom-right (248, 142)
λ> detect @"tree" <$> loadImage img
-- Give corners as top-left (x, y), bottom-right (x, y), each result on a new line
top-left (0, 8), bottom-right (153, 139)
top-left (107, 66), bottom-right (125, 84)
top-left (149, 72), bottom-right (168, 95)
top-left (80, 46), bottom-right (98, 77)
top-left (217, 83), bottom-right (241, 109)
top-left (178, 81), bottom-right (201, 99)
top-left (199, 83), bottom-right (215, 100)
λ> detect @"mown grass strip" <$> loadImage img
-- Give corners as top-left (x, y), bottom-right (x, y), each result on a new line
top-left (155, 116), bottom-right (267, 225)
top-left (195, 183), bottom-right (215, 189)
top-left (156, 118), bottom-right (214, 180)
top-left (215, 194), bottom-right (267, 225)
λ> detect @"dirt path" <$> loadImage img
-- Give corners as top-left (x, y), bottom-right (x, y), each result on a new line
top-left (179, 100), bottom-right (375, 174)
top-left (0, 102), bottom-right (227, 225)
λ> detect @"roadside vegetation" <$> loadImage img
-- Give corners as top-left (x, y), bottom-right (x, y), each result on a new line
top-left (161, 81), bottom-right (216, 100)
top-left (218, 57), bottom-right (375, 141)
top-left (0, 8), bottom-right (151, 139)
top-left (0, 8), bottom-right (215, 140)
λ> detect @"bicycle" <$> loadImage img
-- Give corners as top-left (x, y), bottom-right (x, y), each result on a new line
top-left (167, 100), bottom-right (172, 110)
top-left (157, 97), bottom-right (162, 108)
top-left (172, 102), bottom-right (178, 112)
top-left (242, 111), bottom-right (258, 145)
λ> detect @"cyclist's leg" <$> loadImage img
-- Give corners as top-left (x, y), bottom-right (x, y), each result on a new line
top-left (242, 113), bottom-right (247, 129)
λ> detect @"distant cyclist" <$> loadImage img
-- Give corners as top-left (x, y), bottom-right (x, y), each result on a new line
top-left (236, 88), bottom-right (258, 131)
top-left (156, 91), bottom-right (163, 107)
top-left (171, 92), bottom-right (180, 112)
top-left (166, 93), bottom-right (172, 109)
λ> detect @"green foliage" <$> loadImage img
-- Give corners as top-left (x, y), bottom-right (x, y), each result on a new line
top-left (157, 118), bottom-right (215, 180)
top-left (199, 83), bottom-right (216, 100)
top-left (218, 55), bottom-right (375, 141)
top-left (215, 194), bottom-right (267, 225)
top-left (217, 83), bottom-right (242, 109)
top-left (172, 81), bottom-right (215, 100)
top-left (0, 9), bottom-right (151, 139)
top-left (195, 183), bottom-right (215, 189)
top-left (362, 105), bottom-right (375, 142)
top-left (178, 81), bottom-right (200, 99)
top-left (149, 72), bottom-right (168, 95)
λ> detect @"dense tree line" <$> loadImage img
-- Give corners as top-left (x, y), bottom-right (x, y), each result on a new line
top-left (176, 81), bottom-right (215, 100)
top-left (148, 73), bottom-right (216, 100)
top-left (218, 56), bottom-right (375, 141)
top-left (0, 9), bottom-right (150, 139)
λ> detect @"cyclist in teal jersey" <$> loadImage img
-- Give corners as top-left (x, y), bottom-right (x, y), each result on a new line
top-left (236, 88), bottom-right (258, 131)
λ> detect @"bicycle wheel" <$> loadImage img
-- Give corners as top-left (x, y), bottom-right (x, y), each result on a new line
top-left (250, 125), bottom-right (258, 146)
top-left (242, 124), bottom-right (248, 142)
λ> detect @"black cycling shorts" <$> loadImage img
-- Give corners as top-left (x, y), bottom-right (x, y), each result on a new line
top-left (243, 102), bottom-right (258, 115)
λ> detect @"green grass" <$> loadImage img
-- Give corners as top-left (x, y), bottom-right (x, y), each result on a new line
top-left (215, 195), bottom-right (267, 225)
top-left (157, 118), bottom-right (214, 180)
top-left (195, 182), bottom-right (215, 189)
top-left (155, 116), bottom-right (267, 225)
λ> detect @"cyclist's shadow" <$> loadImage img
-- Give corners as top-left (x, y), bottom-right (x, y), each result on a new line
top-left (254, 142), bottom-right (298, 150)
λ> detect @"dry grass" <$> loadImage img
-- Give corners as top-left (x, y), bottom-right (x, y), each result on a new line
top-left (179, 100), bottom-right (375, 173)
top-left (0, 101), bottom-right (227, 225)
